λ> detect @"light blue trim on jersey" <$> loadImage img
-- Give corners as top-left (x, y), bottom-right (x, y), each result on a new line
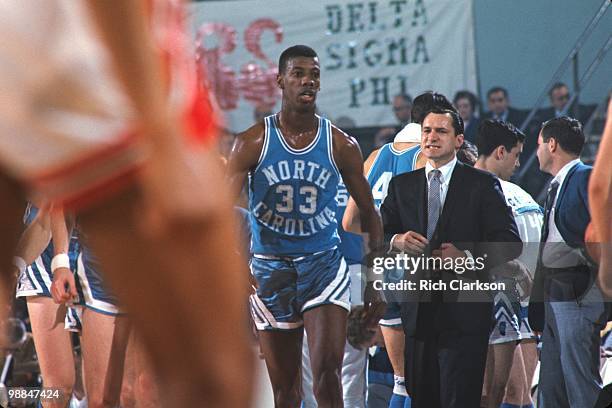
top-left (326, 119), bottom-right (341, 177)
top-left (515, 205), bottom-right (543, 215)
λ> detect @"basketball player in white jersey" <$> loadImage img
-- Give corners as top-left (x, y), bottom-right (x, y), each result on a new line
top-left (342, 92), bottom-right (455, 407)
top-left (0, 1), bottom-right (252, 406)
top-left (475, 119), bottom-right (542, 408)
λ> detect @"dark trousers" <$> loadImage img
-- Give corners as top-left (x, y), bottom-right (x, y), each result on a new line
top-left (404, 324), bottom-right (490, 408)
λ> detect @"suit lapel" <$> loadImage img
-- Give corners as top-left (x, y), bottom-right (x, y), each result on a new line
top-left (554, 161), bottom-right (580, 221)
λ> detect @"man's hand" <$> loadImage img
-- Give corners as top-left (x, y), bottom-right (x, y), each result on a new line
top-left (432, 243), bottom-right (465, 260)
top-left (51, 267), bottom-right (77, 305)
top-left (363, 282), bottom-right (386, 325)
top-left (393, 231), bottom-right (428, 255)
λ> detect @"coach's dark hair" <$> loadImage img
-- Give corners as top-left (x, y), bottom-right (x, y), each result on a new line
top-left (453, 90), bottom-right (478, 111)
top-left (476, 120), bottom-right (525, 157)
top-left (548, 82), bottom-right (568, 98)
top-left (423, 108), bottom-right (464, 135)
top-left (411, 92), bottom-right (456, 124)
top-left (346, 306), bottom-right (375, 350)
top-left (278, 45), bottom-right (318, 74)
top-left (540, 116), bottom-right (584, 156)
top-left (486, 86), bottom-right (508, 99)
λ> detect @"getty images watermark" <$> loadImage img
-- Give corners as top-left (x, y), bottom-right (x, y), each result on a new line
top-left (370, 253), bottom-right (508, 292)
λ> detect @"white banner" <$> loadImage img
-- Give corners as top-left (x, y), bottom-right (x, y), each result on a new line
top-left (189, 0), bottom-right (477, 131)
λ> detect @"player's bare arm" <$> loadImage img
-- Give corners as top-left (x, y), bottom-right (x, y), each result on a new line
top-left (592, 100), bottom-right (612, 292)
top-left (332, 127), bottom-right (383, 255)
top-left (227, 123), bottom-right (265, 201)
top-left (342, 148), bottom-right (381, 234)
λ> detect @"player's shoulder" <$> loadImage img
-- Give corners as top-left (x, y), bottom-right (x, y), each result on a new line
top-left (330, 121), bottom-right (359, 149)
top-left (499, 179), bottom-right (537, 204)
top-left (234, 121), bottom-right (266, 149)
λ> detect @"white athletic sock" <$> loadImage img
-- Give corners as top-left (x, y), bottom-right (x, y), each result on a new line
top-left (393, 375), bottom-right (408, 396)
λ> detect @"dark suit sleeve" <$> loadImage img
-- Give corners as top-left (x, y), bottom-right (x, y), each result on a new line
top-left (477, 176), bottom-right (522, 269)
top-left (380, 176), bottom-right (404, 251)
top-left (557, 167), bottom-right (592, 247)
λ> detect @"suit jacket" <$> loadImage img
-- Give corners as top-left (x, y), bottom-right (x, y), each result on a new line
top-left (529, 162), bottom-right (593, 330)
top-left (536, 103), bottom-right (597, 125)
top-left (380, 161), bottom-right (522, 336)
top-left (483, 107), bottom-right (527, 128)
top-left (462, 117), bottom-right (480, 143)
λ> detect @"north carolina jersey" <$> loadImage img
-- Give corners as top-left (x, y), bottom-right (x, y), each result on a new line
top-left (249, 114), bottom-right (340, 256)
top-left (367, 143), bottom-right (421, 208)
top-left (336, 177), bottom-right (363, 265)
top-left (499, 179), bottom-right (543, 274)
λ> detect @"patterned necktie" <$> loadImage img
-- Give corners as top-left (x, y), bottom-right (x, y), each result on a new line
top-left (427, 169), bottom-right (442, 240)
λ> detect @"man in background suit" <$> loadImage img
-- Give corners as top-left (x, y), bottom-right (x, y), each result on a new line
top-left (529, 116), bottom-right (607, 407)
top-left (537, 82), bottom-right (597, 125)
top-left (380, 108), bottom-right (522, 407)
top-left (483, 87), bottom-right (526, 128)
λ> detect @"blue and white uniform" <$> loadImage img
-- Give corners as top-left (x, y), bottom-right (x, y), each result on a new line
top-left (367, 140), bottom-right (421, 327)
top-left (249, 114), bottom-right (349, 330)
top-left (489, 180), bottom-right (543, 344)
top-left (15, 204), bottom-right (121, 324)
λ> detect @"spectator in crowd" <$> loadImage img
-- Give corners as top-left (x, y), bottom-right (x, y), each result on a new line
top-left (454, 90), bottom-right (480, 143)
top-left (484, 87), bottom-right (527, 128)
top-left (537, 82), bottom-right (597, 125)
top-left (529, 116), bottom-right (607, 407)
top-left (374, 93), bottom-right (413, 147)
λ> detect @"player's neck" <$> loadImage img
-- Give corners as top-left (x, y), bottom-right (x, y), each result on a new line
top-left (278, 107), bottom-right (318, 135)
top-left (475, 156), bottom-right (500, 177)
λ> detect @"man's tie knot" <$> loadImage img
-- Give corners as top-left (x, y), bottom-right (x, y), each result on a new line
top-left (428, 169), bottom-right (442, 183)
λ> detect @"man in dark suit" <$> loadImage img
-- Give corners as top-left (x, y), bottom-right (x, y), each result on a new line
top-left (537, 82), bottom-right (597, 125)
top-left (483, 87), bottom-right (527, 128)
top-left (380, 108), bottom-right (522, 407)
top-left (528, 116), bottom-right (607, 407)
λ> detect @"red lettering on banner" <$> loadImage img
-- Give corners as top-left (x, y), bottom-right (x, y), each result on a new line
top-left (195, 18), bottom-right (284, 111)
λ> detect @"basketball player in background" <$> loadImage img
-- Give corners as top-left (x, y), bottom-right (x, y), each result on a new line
top-left (0, 1), bottom-right (252, 406)
top-left (228, 45), bottom-right (383, 407)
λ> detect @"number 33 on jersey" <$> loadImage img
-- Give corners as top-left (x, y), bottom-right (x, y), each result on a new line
top-left (249, 114), bottom-right (341, 256)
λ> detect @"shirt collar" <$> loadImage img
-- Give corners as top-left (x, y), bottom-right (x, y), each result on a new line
top-left (425, 156), bottom-right (457, 185)
top-left (552, 158), bottom-right (581, 187)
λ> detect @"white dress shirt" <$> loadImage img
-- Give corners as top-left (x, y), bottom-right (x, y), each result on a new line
top-left (389, 156), bottom-right (458, 252)
top-left (425, 156), bottom-right (458, 208)
top-left (541, 158), bottom-right (585, 267)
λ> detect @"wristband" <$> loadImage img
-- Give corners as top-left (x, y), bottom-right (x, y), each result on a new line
top-left (13, 256), bottom-right (26, 275)
top-left (51, 253), bottom-right (70, 272)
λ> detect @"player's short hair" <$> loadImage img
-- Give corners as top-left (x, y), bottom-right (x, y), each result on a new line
top-left (540, 116), bottom-right (584, 156)
top-left (487, 86), bottom-right (508, 99)
top-left (423, 108), bottom-right (464, 136)
top-left (457, 140), bottom-right (478, 166)
top-left (278, 45), bottom-right (318, 74)
top-left (394, 93), bottom-right (413, 105)
top-left (411, 92), bottom-right (456, 124)
top-left (476, 119), bottom-right (525, 157)
top-left (346, 306), bottom-right (375, 350)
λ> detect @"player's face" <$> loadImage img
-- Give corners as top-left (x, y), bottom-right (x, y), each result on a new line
top-left (421, 113), bottom-right (464, 166)
top-left (499, 142), bottom-right (523, 180)
top-left (488, 91), bottom-right (508, 115)
top-left (278, 57), bottom-right (320, 108)
top-left (536, 132), bottom-right (552, 173)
